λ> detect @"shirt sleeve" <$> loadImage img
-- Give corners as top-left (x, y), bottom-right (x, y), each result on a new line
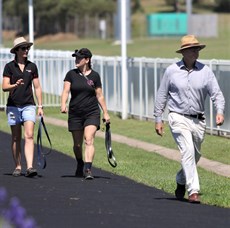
top-left (64, 70), bottom-right (72, 83)
top-left (93, 71), bottom-right (102, 88)
top-left (2, 63), bottom-right (11, 77)
top-left (207, 68), bottom-right (225, 114)
top-left (153, 68), bottom-right (170, 122)
top-left (32, 63), bottom-right (39, 79)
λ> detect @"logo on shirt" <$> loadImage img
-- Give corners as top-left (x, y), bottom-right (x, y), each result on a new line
top-left (26, 69), bottom-right (32, 72)
top-left (87, 79), bottom-right (95, 88)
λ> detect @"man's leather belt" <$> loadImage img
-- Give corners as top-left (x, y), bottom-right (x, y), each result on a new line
top-left (170, 111), bottom-right (205, 120)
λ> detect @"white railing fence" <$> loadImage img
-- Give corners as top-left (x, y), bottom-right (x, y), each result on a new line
top-left (1, 48), bottom-right (230, 134)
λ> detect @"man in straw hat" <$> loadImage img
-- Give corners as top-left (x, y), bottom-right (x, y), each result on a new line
top-left (154, 35), bottom-right (225, 203)
top-left (2, 37), bottom-right (44, 177)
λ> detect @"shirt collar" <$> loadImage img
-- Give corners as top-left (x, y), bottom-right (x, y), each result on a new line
top-left (14, 58), bottom-right (29, 65)
top-left (177, 59), bottom-right (201, 70)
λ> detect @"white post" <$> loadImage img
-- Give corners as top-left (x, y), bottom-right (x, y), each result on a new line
top-left (28, 0), bottom-right (34, 61)
top-left (186, 0), bottom-right (192, 34)
top-left (0, 0), bottom-right (2, 47)
top-left (121, 0), bottom-right (128, 119)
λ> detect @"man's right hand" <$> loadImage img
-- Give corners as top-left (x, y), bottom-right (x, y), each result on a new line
top-left (155, 122), bottom-right (164, 137)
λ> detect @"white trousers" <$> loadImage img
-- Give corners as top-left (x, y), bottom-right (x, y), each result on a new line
top-left (168, 112), bottom-right (206, 196)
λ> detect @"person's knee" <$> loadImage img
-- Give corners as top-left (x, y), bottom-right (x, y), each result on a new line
top-left (84, 138), bottom-right (93, 146)
top-left (24, 132), bottom-right (34, 141)
top-left (73, 144), bottom-right (82, 151)
top-left (12, 135), bottom-right (21, 143)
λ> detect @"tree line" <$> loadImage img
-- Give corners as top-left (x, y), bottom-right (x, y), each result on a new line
top-left (165, 0), bottom-right (230, 12)
top-left (3, 0), bottom-right (116, 38)
top-left (2, 0), bottom-right (229, 38)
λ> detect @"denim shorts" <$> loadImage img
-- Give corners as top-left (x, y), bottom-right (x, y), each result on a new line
top-left (6, 105), bottom-right (36, 125)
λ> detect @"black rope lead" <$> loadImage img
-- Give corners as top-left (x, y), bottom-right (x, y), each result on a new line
top-left (105, 122), bottom-right (117, 168)
top-left (37, 116), bottom-right (52, 169)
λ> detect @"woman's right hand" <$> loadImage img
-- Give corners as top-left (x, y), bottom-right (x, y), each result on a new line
top-left (60, 105), bottom-right (68, 113)
top-left (14, 79), bottom-right (24, 88)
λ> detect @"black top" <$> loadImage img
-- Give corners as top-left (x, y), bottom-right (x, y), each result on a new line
top-left (64, 69), bottom-right (102, 115)
top-left (3, 59), bottom-right (39, 107)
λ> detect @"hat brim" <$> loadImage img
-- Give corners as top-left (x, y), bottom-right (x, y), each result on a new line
top-left (72, 53), bottom-right (92, 58)
top-left (10, 42), bottom-right (33, 54)
top-left (176, 44), bottom-right (206, 53)
top-left (72, 53), bottom-right (85, 58)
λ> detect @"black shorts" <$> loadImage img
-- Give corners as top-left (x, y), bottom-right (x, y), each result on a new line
top-left (68, 109), bottom-right (100, 131)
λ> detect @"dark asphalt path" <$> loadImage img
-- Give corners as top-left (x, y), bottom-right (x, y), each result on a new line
top-left (0, 131), bottom-right (229, 228)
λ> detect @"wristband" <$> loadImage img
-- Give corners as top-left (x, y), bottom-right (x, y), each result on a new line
top-left (38, 105), bottom-right (43, 108)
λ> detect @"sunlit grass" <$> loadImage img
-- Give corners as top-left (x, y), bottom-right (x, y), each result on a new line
top-left (38, 107), bottom-right (230, 165)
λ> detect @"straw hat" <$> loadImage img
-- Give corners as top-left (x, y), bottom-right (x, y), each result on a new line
top-left (176, 35), bottom-right (206, 53)
top-left (10, 37), bottom-right (33, 54)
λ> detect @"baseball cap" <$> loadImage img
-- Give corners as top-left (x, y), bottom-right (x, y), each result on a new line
top-left (72, 48), bottom-right (92, 58)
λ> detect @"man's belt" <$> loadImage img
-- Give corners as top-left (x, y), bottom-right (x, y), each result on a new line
top-left (170, 111), bottom-right (205, 120)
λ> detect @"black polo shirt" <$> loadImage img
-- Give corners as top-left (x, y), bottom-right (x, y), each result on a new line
top-left (64, 69), bottom-right (102, 116)
top-left (3, 59), bottom-right (38, 107)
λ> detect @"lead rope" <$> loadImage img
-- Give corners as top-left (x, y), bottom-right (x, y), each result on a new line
top-left (37, 116), bottom-right (52, 169)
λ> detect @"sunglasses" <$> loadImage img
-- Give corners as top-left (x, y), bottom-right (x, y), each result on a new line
top-left (186, 47), bottom-right (201, 52)
top-left (75, 56), bottom-right (84, 61)
top-left (20, 46), bottom-right (30, 51)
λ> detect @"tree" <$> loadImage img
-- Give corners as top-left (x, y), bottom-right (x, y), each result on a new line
top-left (3, 0), bottom-right (116, 37)
top-left (215, 0), bottom-right (230, 12)
top-left (3, 0), bottom-right (28, 35)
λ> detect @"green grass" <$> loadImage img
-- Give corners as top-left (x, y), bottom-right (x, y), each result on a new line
top-left (40, 108), bottom-right (230, 165)
top-left (2, 14), bottom-right (230, 60)
top-left (3, 1), bottom-right (229, 60)
top-left (28, 32), bottom-right (230, 60)
top-left (0, 108), bottom-right (229, 208)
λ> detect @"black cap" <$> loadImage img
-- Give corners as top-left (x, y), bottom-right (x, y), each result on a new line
top-left (72, 48), bottom-right (92, 58)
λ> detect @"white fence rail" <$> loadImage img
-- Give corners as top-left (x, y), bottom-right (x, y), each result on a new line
top-left (1, 48), bottom-right (230, 134)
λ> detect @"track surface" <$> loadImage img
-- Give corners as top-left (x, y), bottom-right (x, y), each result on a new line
top-left (0, 131), bottom-right (229, 228)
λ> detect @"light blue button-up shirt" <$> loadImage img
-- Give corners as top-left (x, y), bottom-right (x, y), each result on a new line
top-left (154, 60), bottom-right (225, 123)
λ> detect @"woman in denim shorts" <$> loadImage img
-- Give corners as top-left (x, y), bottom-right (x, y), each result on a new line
top-left (2, 37), bottom-right (44, 177)
top-left (61, 48), bottom-right (110, 180)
